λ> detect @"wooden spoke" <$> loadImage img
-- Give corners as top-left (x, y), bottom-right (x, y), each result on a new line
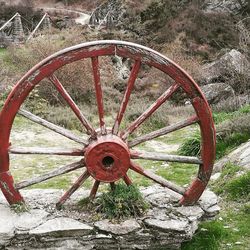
top-left (9, 147), bottom-right (84, 156)
top-left (89, 180), bottom-right (100, 200)
top-left (49, 74), bottom-right (96, 137)
top-left (130, 162), bottom-right (185, 195)
top-left (123, 174), bottom-right (132, 186)
top-left (131, 150), bottom-right (202, 164)
top-left (56, 170), bottom-right (90, 209)
top-left (122, 83), bottom-right (180, 140)
top-left (18, 109), bottom-right (88, 145)
top-left (16, 160), bottom-right (85, 189)
top-left (91, 57), bottom-right (106, 135)
top-left (112, 60), bottom-right (141, 135)
top-left (129, 115), bottom-right (199, 147)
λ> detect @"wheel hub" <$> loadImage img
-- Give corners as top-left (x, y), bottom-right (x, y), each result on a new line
top-left (85, 135), bottom-right (130, 182)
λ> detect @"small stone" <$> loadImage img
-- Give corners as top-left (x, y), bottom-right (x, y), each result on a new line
top-left (235, 241), bottom-right (242, 245)
top-left (210, 173), bottom-right (221, 181)
top-left (175, 206), bottom-right (204, 220)
top-left (204, 205), bottom-right (220, 217)
top-left (199, 190), bottom-right (218, 210)
top-left (144, 218), bottom-right (189, 233)
top-left (15, 209), bottom-right (49, 231)
top-left (94, 219), bottom-right (140, 235)
top-left (30, 217), bottom-right (93, 236)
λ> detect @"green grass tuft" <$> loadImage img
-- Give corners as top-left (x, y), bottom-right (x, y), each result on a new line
top-left (178, 131), bottom-right (201, 157)
top-left (182, 221), bottom-right (228, 250)
top-left (11, 202), bottom-right (29, 214)
top-left (225, 171), bottom-right (250, 201)
top-left (79, 183), bottom-right (149, 220)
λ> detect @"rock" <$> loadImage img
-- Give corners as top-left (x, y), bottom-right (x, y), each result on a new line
top-left (144, 218), bottom-right (189, 233)
top-left (214, 140), bottom-right (250, 172)
top-left (141, 185), bottom-right (182, 204)
top-left (205, 205), bottom-right (221, 217)
top-left (203, 0), bottom-right (248, 14)
top-left (94, 219), bottom-right (140, 235)
top-left (201, 82), bottom-right (235, 104)
top-left (15, 209), bottom-right (49, 231)
top-left (0, 187), bottom-right (219, 249)
top-left (198, 190), bottom-right (218, 211)
top-left (210, 172), bottom-right (221, 181)
top-left (175, 206), bottom-right (204, 221)
top-left (0, 205), bottom-right (16, 245)
top-left (202, 49), bottom-right (250, 85)
top-left (30, 217), bottom-right (93, 237)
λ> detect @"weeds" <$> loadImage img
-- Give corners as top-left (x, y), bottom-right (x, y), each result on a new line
top-left (178, 131), bottom-right (201, 157)
top-left (225, 171), bottom-right (250, 201)
top-left (11, 202), bottom-right (29, 214)
top-left (79, 183), bottom-right (149, 220)
top-left (182, 221), bottom-right (228, 250)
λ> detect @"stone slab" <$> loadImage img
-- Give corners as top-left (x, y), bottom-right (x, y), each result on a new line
top-left (95, 219), bottom-right (141, 235)
top-left (30, 217), bottom-right (93, 237)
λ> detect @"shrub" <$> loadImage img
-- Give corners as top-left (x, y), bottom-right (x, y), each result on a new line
top-left (81, 183), bottom-right (149, 220)
top-left (178, 131), bottom-right (201, 157)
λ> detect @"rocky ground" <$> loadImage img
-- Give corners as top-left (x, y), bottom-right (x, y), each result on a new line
top-left (0, 186), bottom-right (219, 250)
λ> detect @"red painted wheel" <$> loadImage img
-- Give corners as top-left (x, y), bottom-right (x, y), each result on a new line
top-left (0, 41), bottom-right (215, 207)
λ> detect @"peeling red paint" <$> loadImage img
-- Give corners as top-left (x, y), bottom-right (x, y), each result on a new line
top-left (0, 41), bottom-right (215, 207)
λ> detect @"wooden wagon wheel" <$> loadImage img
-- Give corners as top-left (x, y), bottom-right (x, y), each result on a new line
top-left (0, 40), bottom-right (216, 208)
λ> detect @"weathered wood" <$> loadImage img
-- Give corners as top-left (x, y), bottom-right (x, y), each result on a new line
top-left (56, 170), bottom-right (90, 209)
top-left (129, 115), bottom-right (199, 147)
top-left (18, 109), bottom-right (88, 145)
top-left (112, 60), bottom-right (141, 135)
top-left (130, 162), bottom-right (185, 195)
top-left (9, 146), bottom-right (84, 156)
top-left (123, 174), bottom-right (132, 186)
top-left (0, 13), bottom-right (18, 31)
top-left (27, 13), bottom-right (48, 42)
top-left (49, 75), bottom-right (96, 137)
top-left (89, 180), bottom-right (100, 199)
top-left (122, 83), bottom-right (180, 140)
top-left (131, 150), bottom-right (202, 164)
top-left (16, 160), bottom-right (85, 189)
top-left (91, 57), bottom-right (106, 135)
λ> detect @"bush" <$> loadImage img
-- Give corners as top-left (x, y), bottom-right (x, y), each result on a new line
top-left (178, 131), bottom-right (201, 157)
top-left (83, 183), bottom-right (149, 220)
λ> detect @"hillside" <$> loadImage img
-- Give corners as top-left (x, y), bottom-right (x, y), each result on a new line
top-left (0, 0), bottom-right (249, 249)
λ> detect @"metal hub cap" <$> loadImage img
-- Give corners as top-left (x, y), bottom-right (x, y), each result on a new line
top-left (85, 135), bottom-right (130, 182)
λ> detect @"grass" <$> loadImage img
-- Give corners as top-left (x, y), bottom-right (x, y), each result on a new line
top-left (0, 48), bottom-right (7, 58)
top-left (213, 104), bottom-right (250, 125)
top-left (216, 132), bottom-right (250, 159)
top-left (179, 104), bottom-right (250, 160)
top-left (78, 183), bottom-right (149, 220)
top-left (182, 163), bottom-right (250, 249)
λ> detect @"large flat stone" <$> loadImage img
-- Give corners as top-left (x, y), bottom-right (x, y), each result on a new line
top-left (95, 219), bottom-right (141, 235)
top-left (15, 209), bottom-right (49, 231)
top-left (175, 206), bottom-right (204, 221)
top-left (144, 218), bottom-right (189, 233)
top-left (30, 217), bottom-right (93, 237)
top-left (0, 205), bottom-right (16, 245)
